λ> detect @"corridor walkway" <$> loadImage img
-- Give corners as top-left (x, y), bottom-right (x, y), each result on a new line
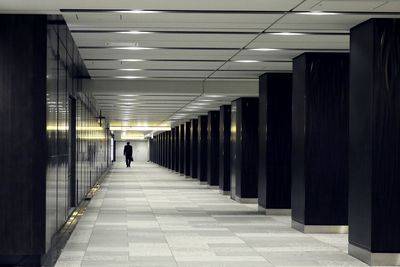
top-left (55, 163), bottom-right (367, 267)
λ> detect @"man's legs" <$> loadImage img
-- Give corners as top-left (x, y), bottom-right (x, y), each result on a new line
top-left (125, 156), bottom-right (129, 167)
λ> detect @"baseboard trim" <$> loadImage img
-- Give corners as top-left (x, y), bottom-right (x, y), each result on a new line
top-left (291, 220), bottom-right (348, 234)
top-left (349, 243), bottom-right (400, 266)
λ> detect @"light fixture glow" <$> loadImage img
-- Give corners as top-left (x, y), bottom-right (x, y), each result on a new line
top-left (113, 47), bottom-right (154, 50)
top-left (119, 94), bottom-right (138, 97)
top-left (115, 10), bottom-right (161, 14)
top-left (114, 76), bottom-right (145, 79)
top-left (269, 32), bottom-right (305, 36)
top-left (233, 60), bottom-right (261, 63)
top-left (110, 126), bottom-right (171, 131)
top-left (298, 11), bottom-right (339, 16)
top-left (117, 31), bottom-right (153, 34)
top-left (250, 48), bottom-right (280, 51)
top-left (119, 69), bottom-right (143, 71)
top-left (119, 59), bottom-right (145, 62)
top-left (204, 94), bottom-right (224, 98)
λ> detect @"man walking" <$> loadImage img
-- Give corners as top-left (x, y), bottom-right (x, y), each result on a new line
top-left (123, 142), bottom-right (133, 167)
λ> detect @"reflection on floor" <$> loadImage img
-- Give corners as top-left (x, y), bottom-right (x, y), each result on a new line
top-left (55, 162), bottom-right (369, 267)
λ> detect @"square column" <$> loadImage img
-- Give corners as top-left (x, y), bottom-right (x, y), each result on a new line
top-left (292, 52), bottom-right (349, 233)
top-left (190, 119), bottom-right (199, 178)
top-left (166, 131), bottom-right (171, 169)
top-left (230, 98), bottom-right (259, 203)
top-left (171, 128), bottom-right (175, 170)
top-left (258, 73), bottom-right (292, 215)
top-left (207, 111), bottom-right (220, 187)
top-left (174, 126), bottom-right (180, 172)
top-left (219, 105), bottom-right (231, 195)
top-left (184, 121), bottom-right (191, 177)
top-left (198, 115), bottom-right (208, 184)
top-left (179, 124), bottom-right (185, 174)
top-left (349, 18), bottom-right (400, 266)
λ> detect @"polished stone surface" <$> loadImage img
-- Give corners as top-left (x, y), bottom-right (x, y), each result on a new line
top-left (56, 163), bottom-right (377, 267)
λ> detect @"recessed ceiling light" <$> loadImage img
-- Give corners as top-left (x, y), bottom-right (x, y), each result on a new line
top-left (204, 94), bottom-right (224, 98)
top-left (117, 31), bottom-right (153, 34)
top-left (119, 95), bottom-right (138, 97)
top-left (233, 60), bottom-right (261, 63)
top-left (298, 11), bottom-right (339, 16)
top-left (119, 59), bottom-right (145, 62)
top-left (113, 47), bottom-right (154, 50)
top-left (249, 48), bottom-right (280, 51)
top-left (114, 76), bottom-right (145, 79)
top-left (119, 69), bottom-right (143, 71)
top-left (115, 10), bottom-right (161, 14)
top-left (198, 99), bottom-right (214, 102)
top-left (269, 32), bottom-right (305, 36)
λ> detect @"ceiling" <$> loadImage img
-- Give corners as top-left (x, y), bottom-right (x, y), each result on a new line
top-left (2, 0), bottom-right (400, 130)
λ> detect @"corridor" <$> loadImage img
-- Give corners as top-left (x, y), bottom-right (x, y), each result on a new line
top-left (55, 163), bottom-right (366, 267)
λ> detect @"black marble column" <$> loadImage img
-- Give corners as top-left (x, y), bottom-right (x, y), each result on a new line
top-left (258, 73), bottom-right (292, 215)
top-left (349, 19), bottom-right (400, 265)
top-left (207, 111), bottom-right (220, 186)
top-left (198, 115), bottom-right (208, 183)
top-left (190, 119), bottom-right (199, 178)
top-left (179, 124), bottom-right (185, 174)
top-left (219, 105), bottom-right (231, 194)
top-left (166, 131), bottom-right (171, 169)
top-left (292, 52), bottom-right (349, 233)
top-left (174, 126), bottom-right (180, 172)
top-left (171, 128), bottom-right (175, 170)
top-left (230, 98), bottom-right (259, 203)
top-left (161, 132), bottom-right (165, 167)
top-left (0, 14), bottom-right (47, 265)
top-left (184, 121), bottom-right (191, 176)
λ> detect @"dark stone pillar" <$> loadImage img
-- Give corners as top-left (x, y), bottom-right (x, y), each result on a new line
top-left (171, 128), bottom-right (175, 170)
top-left (190, 119), bottom-right (199, 178)
top-left (219, 105), bottom-right (231, 195)
top-left (292, 52), bottom-right (349, 233)
top-left (207, 111), bottom-right (220, 186)
top-left (184, 121), bottom-right (191, 176)
top-left (0, 14), bottom-right (47, 265)
top-left (230, 98), bottom-right (259, 203)
top-left (349, 19), bottom-right (400, 265)
top-left (198, 115), bottom-right (208, 184)
top-left (258, 73), bottom-right (292, 215)
top-left (179, 124), bottom-right (185, 174)
top-left (161, 132), bottom-right (165, 167)
top-left (166, 131), bottom-right (171, 169)
top-left (174, 126), bottom-right (180, 172)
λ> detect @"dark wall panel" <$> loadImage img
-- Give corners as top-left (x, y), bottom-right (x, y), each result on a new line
top-left (350, 19), bottom-right (400, 253)
top-left (198, 116), bottom-right (208, 182)
top-left (219, 105), bottom-right (231, 192)
top-left (190, 119), bottom-right (199, 178)
top-left (258, 73), bottom-right (292, 210)
top-left (231, 98), bottom-right (259, 199)
top-left (207, 111), bottom-right (220, 186)
top-left (292, 53), bottom-right (349, 226)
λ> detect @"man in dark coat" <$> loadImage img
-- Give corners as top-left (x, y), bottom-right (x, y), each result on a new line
top-left (123, 142), bottom-right (133, 167)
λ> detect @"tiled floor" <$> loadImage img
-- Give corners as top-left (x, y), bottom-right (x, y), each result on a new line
top-left (55, 162), bottom-right (370, 267)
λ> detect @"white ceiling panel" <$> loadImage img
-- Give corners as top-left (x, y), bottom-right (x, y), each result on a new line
top-left (79, 48), bottom-right (237, 60)
top-left (0, 0), bottom-right (304, 12)
top-left (294, 0), bottom-right (399, 12)
top-left (272, 13), bottom-right (400, 31)
top-left (88, 70), bottom-right (213, 78)
top-left (84, 60), bottom-right (223, 70)
top-left (71, 32), bottom-right (256, 48)
top-left (221, 61), bottom-right (292, 71)
top-left (64, 13), bottom-right (282, 31)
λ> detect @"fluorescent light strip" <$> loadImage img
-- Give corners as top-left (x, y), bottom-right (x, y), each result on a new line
top-left (119, 69), bottom-right (143, 71)
top-left (298, 11), bottom-right (339, 16)
top-left (119, 59), bottom-right (145, 62)
top-left (114, 76), bottom-right (146, 79)
top-left (233, 60), bottom-right (261, 63)
top-left (113, 47), bottom-right (155, 50)
top-left (117, 31), bottom-right (153, 34)
top-left (110, 126), bottom-right (171, 131)
top-left (115, 10), bottom-right (161, 14)
top-left (249, 48), bottom-right (280, 51)
top-left (269, 32), bottom-right (305, 36)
